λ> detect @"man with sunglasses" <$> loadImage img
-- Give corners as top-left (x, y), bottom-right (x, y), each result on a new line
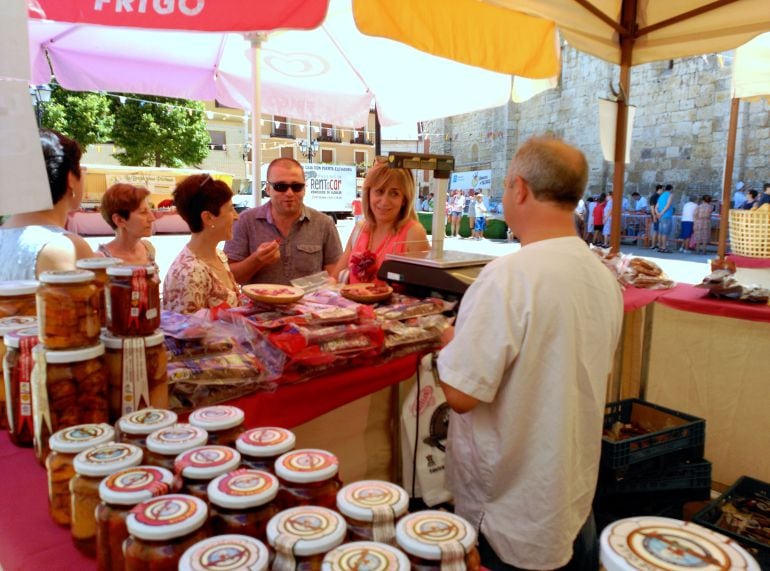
top-left (225, 158), bottom-right (342, 285)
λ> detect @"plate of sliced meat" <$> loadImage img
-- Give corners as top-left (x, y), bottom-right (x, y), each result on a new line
top-left (340, 282), bottom-right (393, 303)
top-left (242, 284), bottom-right (305, 305)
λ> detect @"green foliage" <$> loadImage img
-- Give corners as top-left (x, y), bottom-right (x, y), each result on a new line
top-left (42, 85), bottom-right (113, 147)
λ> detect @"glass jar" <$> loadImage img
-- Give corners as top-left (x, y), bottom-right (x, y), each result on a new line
top-left (105, 265), bottom-right (160, 337)
top-left (75, 257), bottom-right (122, 327)
top-left (116, 408), bottom-right (177, 450)
top-left (188, 405), bottom-right (245, 447)
top-left (102, 330), bottom-right (168, 422)
top-left (32, 342), bottom-right (109, 464)
top-left (395, 511), bottom-right (481, 571)
top-left (236, 426), bottom-right (296, 473)
top-left (37, 269), bottom-right (101, 349)
top-left (1, 318), bottom-right (37, 432)
top-left (179, 534), bottom-right (269, 571)
top-left (337, 480), bottom-right (409, 545)
top-left (275, 449), bottom-right (342, 510)
top-left (96, 465), bottom-right (174, 571)
top-left (323, 541), bottom-right (411, 571)
top-left (174, 445), bottom-right (242, 502)
top-left (71, 442), bottom-right (143, 556)
top-left (4, 326), bottom-right (40, 446)
top-left (46, 423), bottom-right (115, 526)
top-left (124, 494), bottom-right (209, 571)
top-left (207, 469), bottom-right (280, 541)
top-left (144, 423), bottom-right (208, 472)
top-left (267, 506), bottom-right (347, 571)
top-left (0, 280), bottom-right (38, 318)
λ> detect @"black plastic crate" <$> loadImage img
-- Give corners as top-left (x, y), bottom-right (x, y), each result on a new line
top-left (602, 399), bottom-right (705, 472)
top-left (598, 459), bottom-right (712, 497)
top-left (693, 476), bottom-right (770, 569)
top-left (594, 488), bottom-right (709, 532)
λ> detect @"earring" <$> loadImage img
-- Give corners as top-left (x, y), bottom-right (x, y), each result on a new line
top-left (71, 192), bottom-right (76, 199)
top-left (210, 225), bottom-right (215, 229)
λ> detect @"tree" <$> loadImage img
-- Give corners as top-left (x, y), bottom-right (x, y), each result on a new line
top-left (42, 84), bottom-right (113, 147)
top-left (111, 96), bottom-right (210, 167)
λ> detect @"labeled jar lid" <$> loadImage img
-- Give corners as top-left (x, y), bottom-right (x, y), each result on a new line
top-left (395, 511), bottom-right (477, 561)
top-left (0, 280), bottom-right (38, 296)
top-left (49, 423), bottom-right (115, 454)
top-left (101, 329), bottom-right (165, 349)
top-left (35, 342), bottom-right (105, 363)
top-left (175, 445), bottom-right (241, 480)
top-left (236, 427), bottom-right (296, 458)
top-left (118, 408), bottom-right (178, 435)
top-left (207, 469), bottom-right (279, 509)
top-left (38, 269), bottom-right (95, 284)
top-left (337, 480), bottom-right (409, 522)
top-left (0, 316), bottom-right (37, 336)
top-left (179, 534), bottom-right (270, 571)
top-left (267, 506), bottom-right (347, 556)
top-left (99, 465), bottom-right (174, 505)
top-left (4, 326), bottom-right (39, 348)
top-left (76, 257), bottom-right (123, 270)
top-left (322, 541), bottom-right (410, 571)
top-left (126, 494), bottom-right (207, 541)
top-left (188, 405), bottom-right (245, 431)
top-left (106, 264), bottom-right (157, 277)
top-left (275, 449), bottom-right (339, 483)
top-left (73, 442), bottom-right (143, 477)
top-left (146, 423), bottom-right (208, 456)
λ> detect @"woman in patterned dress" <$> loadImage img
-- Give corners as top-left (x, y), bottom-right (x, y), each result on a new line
top-left (692, 195), bottom-right (714, 255)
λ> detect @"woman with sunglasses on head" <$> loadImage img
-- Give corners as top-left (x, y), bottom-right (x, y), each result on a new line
top-left (96, 183), bottom-right (158, 269)
top-left (162, 174), bottom-right (240, 314)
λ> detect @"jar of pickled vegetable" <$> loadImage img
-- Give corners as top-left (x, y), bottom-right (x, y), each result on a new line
top-left (267, 506), bottom-right (347, 571)
top-left (188, 405), bottom-right (245, 447)
top-left (4, 326), bottom-right (39, 446)
top-left (144, 423), bottom-right (208, 472)
top-left (207, 469), bottom-right (281, 541)
top-left (96, 465), bottom-right (174, 571)
top-left (322, 541), bottom-right (411, 571)
top-left (105, 265), bottom-right (160, 337)
top-left (37, 270), bottom-right (101, 349)
top-left (337, 480), bottom-right (409, 545)
top-left (71, 442), bottom-right (143, 556)
top-left (124, 494), bottom-right (209, 571)
top-left (275, 449), bottom-right (342, 510)
top-left (0, 280), bottom-right (38, 318)
top-left (236, 427), bottom-right (296, 473)
top-left (1, 317), bottom-right (37, 431)
top-left (32, 342), bottom-right (109, 464)
top-left (116, 408), bottom-right (177, 450)
top-left (174, 445), bottom-right (241, 502)
top-left (395, 511), bottom-right (481, 571)
top-left (47, 423), bottom-right (115, 526)
top-left (75, 257), bottom-right (122, 327)
top-left (179, 534), bottom-right (270, 571)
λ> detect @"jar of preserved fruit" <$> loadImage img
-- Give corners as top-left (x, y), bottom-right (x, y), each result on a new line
top-left (37, 270), bottom-right (101, 349)
top-left (179, 534), bottom-right (269, 571)
top-left (1, 317), bottom-right (37, 431)
top-left (32, 343), bottom-right (109, 464)
top-left (322, 541), bottom-right (410, 571)
top-left (124, 494), bottom-right (209, 571)
top-left (4, 326), bottom-right (39, 446)
top-left (188, 405), bottom-right (245, 447)
top-left (275, 449), bottom-right (342, 510)
top-left (236, 427), bottom-right (296, 473)
top-left (71, 442), bottom-right (143, 556)
top-left (46, 423), bottom-right (115, 526)
top-left (174, 445), bottom-right (241, 502)
top-left (207, 469), bottom-right (281, 541)
top-left (144, 423), bottom-right (208, 472)
top-left (105, 265), bottom-right (160, 337)
top-left (116, 408), bottom-right (177, 450)
top-left (395, 511), bottom-right (481, 571)
top-left (75, 257), bottom-right (122, 327)
top-left (0, 280), bottom-right (38, 318)
top-left (336, 480), bottom-right (409, 545)
top-left (96, 465), bottom-right (174, 571)
top-left (267, 506), bottom-right (347, 571)
top-left (102, 331), bottom-right (168, 422)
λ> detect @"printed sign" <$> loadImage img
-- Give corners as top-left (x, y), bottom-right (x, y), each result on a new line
top-left (448, 169), bottom-right (492, 192)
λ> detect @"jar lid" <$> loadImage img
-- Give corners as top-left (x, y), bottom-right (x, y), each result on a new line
top-left (126, 494), bottom-right (208, 541)
top-left (99, 465), bottom-right (174, 505)
top-left (38, 269), bottom-right (95, 284)
top-left (118, 408), bottom-right (178, 435)
top-left (267, 506), bottom-right (347, 556)
top-left (106, 264), bottom-right (157, 276)
top-left (49, 423), bottom-right (115, 453)
top-left (336, 480), bottom-right (409, 522)
top-left (73, 442), bottom-right (143, 476)
top-left (76, 257), bottom-right (123, 270)
top-left (395, 511), bottom-right (477, 561)
top-left (322, 541), bottom-right (411, 571)
top-left (188, 405), bottom-right (245, 431)
top-left (146, 423), bottom-right (208, 455)
top-left (599, 516), bottom-right (761, 571)
top-left (275, 449), bottom-right (339, 483)
top-left (0, 280), bottom-right (38, 296)
top-left (101, 329), bottom-right (165, 349)
top-left (179, 534), bottom-right (270, 571)
top-left (37, 342), bottom-right (105, 363)
top-left (207, 469), bottom-right (279, 509)
top-left (175, 445), bottom-right (241, 480)
top-left (4, 326), bottom-right (39, 348)
top-left (236, 427), bottom-right (296, 458)
top-left (0, 316), bottom-right (37, 336)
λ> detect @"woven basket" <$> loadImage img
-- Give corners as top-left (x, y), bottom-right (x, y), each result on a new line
top-left (729, 208), bottom-right (770, 258)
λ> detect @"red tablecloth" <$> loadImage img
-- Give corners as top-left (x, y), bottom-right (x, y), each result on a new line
top-left (622, 286), bottom-right (668, 312)
top-left (656, 283), bottom-right (770, 324)
top-left (726, 254), bottom-right (770, 269)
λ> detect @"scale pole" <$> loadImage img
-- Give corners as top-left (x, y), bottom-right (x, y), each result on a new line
top-left (432, 176), bottom-right (449, 258)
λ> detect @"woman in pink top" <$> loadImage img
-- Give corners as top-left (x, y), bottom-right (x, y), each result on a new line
top-left (335, 160), bottom-right (429, 283)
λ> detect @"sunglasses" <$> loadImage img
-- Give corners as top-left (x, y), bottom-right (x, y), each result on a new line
top-left (269, 181), bottom-right (306, 193)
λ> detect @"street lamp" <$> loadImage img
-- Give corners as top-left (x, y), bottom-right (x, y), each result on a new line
top-left (29, 84), bottom-right (52, 127)
top-left (297, 122), bottom-right (320, 163)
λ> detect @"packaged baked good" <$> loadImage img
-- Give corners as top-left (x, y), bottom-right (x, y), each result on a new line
top-left (37, 270), bottom-right (101, 349)
top-left (106, 265), bottom-right (160, 337)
